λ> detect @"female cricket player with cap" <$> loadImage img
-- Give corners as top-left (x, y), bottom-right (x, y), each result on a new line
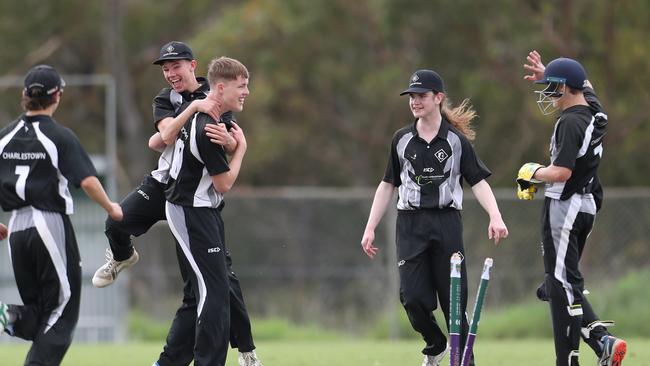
top-left (361, 69), bottom-right (508, 366)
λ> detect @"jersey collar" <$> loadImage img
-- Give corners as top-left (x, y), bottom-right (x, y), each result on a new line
top-left (409, 117), bottom-right (450, 141)
top-left (181, 77), bottom-right (210, 100)
top-left (22, 114), bottom-right (54, 124)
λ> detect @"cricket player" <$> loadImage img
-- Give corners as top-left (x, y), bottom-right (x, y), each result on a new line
top-left (519, 50), bottom-right (627, 366)
top-left (162, 56), bottom-right (249, 366)
top-left (361, 69), bottom-right (508, 366)
top-left (92, 41), bottom-right (261, 366)
top-left (0, 65), bottom-right (122, 366)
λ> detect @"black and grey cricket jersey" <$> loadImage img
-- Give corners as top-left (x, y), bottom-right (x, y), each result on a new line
top-left (383, 119), bottom-right (491, 210)
top-left (544, 87), bottom-right (607, 208)
top-left (165, 112), bottom-right (230, 208)
top-left (150, 77), bottom-right (210, 185)
top-left (0, 114), bottom-right (97, 215)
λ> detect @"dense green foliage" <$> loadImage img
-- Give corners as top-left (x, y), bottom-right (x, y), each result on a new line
top-left (0, 1), bottom-right (648, 189)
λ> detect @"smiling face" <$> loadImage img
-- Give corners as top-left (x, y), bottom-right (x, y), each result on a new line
top-left (408, 91), bottom-right (443, 119)
top-left (206, 56), bottom-right (250, 113)
top-left (210, 75), bottom-right (249, 112)
top-left (221, 76), bottom-right (250, 112)
top-left (160, 59), bottom-right (197, 93)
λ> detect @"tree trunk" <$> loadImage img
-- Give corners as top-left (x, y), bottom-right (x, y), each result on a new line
top-left (104, 0), bottom-right (149, 192)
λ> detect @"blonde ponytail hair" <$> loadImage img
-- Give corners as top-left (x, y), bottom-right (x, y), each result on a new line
top-left (440, 97), bottom-right (476, 142)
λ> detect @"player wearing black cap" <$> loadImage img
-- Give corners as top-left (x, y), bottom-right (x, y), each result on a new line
top-left (520, 51), bottom-right (627, 366)
top-left (161, 56), bottom-right (249, 366)
top-left (361, 69), bottom-right (508, 366)
top-left (0, 65), bottom-right (122, 366)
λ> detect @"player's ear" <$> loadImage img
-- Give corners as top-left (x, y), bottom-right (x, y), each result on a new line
top-left (190, 59), bottom-right (198, 71)
top-left (434, 92), bottom-right (445, 105)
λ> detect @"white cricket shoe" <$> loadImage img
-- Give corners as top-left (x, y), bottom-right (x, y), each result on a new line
top-left (92, 248), bottom-right (139, 288)
top-left (239, 350), bottom-right (263, 366)
top-left (422, 345), bottom-right (448, 366)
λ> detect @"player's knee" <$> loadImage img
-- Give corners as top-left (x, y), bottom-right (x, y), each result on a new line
top-left (400, 290), bottom-right (436, 313)
top-left (104, 223), bottom-right (130, 245)
top-left (105, 216), bottom-right (118, 231)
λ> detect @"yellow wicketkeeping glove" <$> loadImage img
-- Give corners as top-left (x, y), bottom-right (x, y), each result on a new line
top-left (517, 184), bottom-right (538, 200)
top-left (516, 162), bottom-right (544, 200)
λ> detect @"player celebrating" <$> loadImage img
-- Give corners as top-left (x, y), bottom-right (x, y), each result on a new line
top-left (361, 69), bottom-right (508, 366)
top-left (162, 56), bottom-right (249, 366)
top-left (92, 41), bottom-right (261, 366)
top-left (519, 50), bottom-right (627, 366)
top-left (0, 65), bottom-right (122, 366)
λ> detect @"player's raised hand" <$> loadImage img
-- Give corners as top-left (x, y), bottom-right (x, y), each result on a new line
top-left (107, 202), bottom-right (123, 222)
top-left (0, 223), bottom-right (8, 240)
top-left (361, 230), bottom-right (379, 258)
top-left (524, 50), bottom-right (545, 82)
top-left (488, 216), bottom-right (508, 245)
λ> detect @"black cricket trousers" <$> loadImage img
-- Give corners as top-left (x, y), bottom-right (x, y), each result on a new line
top-left (164, 202), bottom-right (230, 366)
top-left (7, 207), bottom-right (81, 366)
top-left (542, 194), bottom-right (611, 366)
top-left (104, 175), bottom-right (255, 359)
top-left (396, 208), bottom-right (474, 365)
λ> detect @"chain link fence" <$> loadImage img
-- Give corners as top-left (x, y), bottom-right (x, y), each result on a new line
top-left (1, 187), bottom-right (649, 341)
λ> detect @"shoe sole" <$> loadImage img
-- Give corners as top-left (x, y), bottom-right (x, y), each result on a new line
top-left (610, 339), bottom-right (627, 366)
top-left (92, 251), bottom-right (140, 288)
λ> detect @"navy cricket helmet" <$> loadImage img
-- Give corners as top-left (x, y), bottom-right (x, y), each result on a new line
top-left (536, 57), bottom-right (587, 90)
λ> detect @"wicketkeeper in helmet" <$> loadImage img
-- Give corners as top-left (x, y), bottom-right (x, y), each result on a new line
top-left (519, 50), bottom-right (627, 366)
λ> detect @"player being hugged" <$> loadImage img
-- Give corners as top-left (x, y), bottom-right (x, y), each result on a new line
top-left (162, 56), bottom-right (249, 366)
top-left (0, 65), bottom-right (122, 366)
top-left (361, 69), bottom-right (508, 366)
top-left (519, 50), bottom-right (626, 366)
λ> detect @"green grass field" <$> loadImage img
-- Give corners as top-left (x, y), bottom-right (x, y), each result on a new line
top-left (2, 339), bottom-right (649, 365)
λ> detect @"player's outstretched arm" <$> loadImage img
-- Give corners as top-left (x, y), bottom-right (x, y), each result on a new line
top-left (361, 181), bottom-right (396, 259)
top-left (0, 223), bottom-right (7, 240)
top-left (80, 176), bottom-right (123, 221)
top-left (158, 98), bottom-right (222, 145)
top-left (471, 179), bottom-right (508, 245)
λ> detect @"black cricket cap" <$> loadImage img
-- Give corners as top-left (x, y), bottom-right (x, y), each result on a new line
top-left (400, 69), bottom-right (445, 95)
top-left (23, 65), bottom-right (65, 98)
top-left (153, 41), bottom-right (194, 65)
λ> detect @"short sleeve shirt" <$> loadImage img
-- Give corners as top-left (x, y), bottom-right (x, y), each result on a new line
top-left (150, 77), bottom-right (210, 184)
top-left (545, 87), bottom-right (607, 206)
top-left (383, 119), bottom-right (491, 210)
top-left (165, 113), bottom-right (230, 208)
top-left (0, 115), bottom-right (97, 214)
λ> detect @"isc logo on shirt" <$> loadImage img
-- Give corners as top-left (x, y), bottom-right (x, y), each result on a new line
top-left (207, 247), bottom-right (221, 254)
